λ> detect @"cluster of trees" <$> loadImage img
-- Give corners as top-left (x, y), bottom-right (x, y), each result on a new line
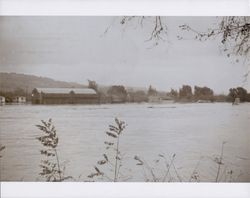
top-left (228, 87), bottom-right (250, 102)
top-left (168, 85), bottom-right (214, 102)
top-left (169, 85), bottom-right (250, 103)
top-left (88, 79), bottom-right (250, 103)
top-left (88, 81), bottom-right (160, 103)
top-left (147, 85), bottom-right (158, 96)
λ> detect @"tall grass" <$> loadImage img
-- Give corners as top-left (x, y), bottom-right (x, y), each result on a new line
top-left (36, 119), bottom-right (72, 181)
top-left (88, 118), bottom-right (128, 182)
top-left (34, 118), bottom-right (242, 182)
top-left (134, 154), bottom-right (183, 182)
top-left (0, 145), bottom-right (5, 158)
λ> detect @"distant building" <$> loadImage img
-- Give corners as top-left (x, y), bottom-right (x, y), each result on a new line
top-left (0, 96), bottom-right (5, 104)
top-left (31, 88), bottom-right (99, 104)
top-left (148, 96), bottom-right (162, 103)
top-left (13, 96), bottom-right (26, 103)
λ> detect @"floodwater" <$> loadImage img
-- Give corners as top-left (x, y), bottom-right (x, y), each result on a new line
top-left (0, 103), bottom-right (250, 182)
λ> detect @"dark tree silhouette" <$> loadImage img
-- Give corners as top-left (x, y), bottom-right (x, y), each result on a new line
top-left (147, 85), bottom-right (158, 96)
top-left (170, 88), bottom-right (178, 99)
top-left (107, 85), bottom-right (128, 103)
top-left (179, 85), bottom-right (192, 100)
top-left (119, 16), bottom-right (249, 59)
top-left (88, 80), bottom-right (98, 92)
top-left (194, 86), bottom-right (214, 101)
top-left (229, 87), bottom-right (248, 102)
top-left (180, 17), bottom-right (250, 59)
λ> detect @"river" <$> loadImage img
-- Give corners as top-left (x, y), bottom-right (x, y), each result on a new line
top-left (0, 103), bottom-right (249, 182)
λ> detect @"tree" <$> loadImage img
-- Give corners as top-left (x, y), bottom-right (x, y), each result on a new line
top-left (88, 80), bottom-right (98, 92)
top-left (229, 87), bottom-right (248, 102)
top-left (133, 90), bottom-right (148, 102)
top-left (194, 86), bottom-right (214, 101)
top-left (179, 85), bottom-right (192, 100)
top-left (119, 16), bottom-right (250, 59)
top-left (180, 17), bottom-right (250, 59)
top-left (119, 16), bottom-right (168, 46)
top-left (107, 85), bottom-right (128, 102)
top-left (147, 85), bottom-right (158, 96)
top-left (170, 88), bottom-right (178, 99)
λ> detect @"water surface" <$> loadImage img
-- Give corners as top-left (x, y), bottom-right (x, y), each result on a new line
top-left (0, 103), bottom-right (249, 181)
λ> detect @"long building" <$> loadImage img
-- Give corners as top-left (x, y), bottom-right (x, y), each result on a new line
top-left (32, 88), bottom-right (99, 104)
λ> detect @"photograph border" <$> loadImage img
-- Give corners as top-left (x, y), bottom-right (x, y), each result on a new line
top-left (0, 0), bottom-right (250, 197)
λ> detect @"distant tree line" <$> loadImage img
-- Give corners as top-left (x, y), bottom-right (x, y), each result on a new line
top-left (1, 81), bottom-right (249, 104)
top-left (169, 85), bottom-right (250, 103)
top-left (88, 80), bottom-right (250, 103)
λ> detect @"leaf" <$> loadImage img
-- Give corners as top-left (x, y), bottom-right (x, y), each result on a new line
top-left (0, 146), bottom-right (6, 152)
top-left (115, 118), bottom-right (120, 126)
top-left (109, 125), bottom-right (119, 132)
top-left (94, 166), bottom-right (101, 174)
top-left (106, 132), bottom-right (117, 138)
top-left (104, 141), bottom-right (114, 146)
top-left (134, 155), bottom-right (143, 165)
top-left (88, 173), bottom-right (98, 178)
top-left (103, 154), bottom-right (108, 161)
top-left (116, 156), bottom-right (121, 160)
top-left (97, 160), bottom-right (107, 165)
top-left (94, 166), bottom-right (103, 176)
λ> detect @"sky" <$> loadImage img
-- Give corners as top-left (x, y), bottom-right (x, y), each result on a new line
top-left (0, 16), bottom-right (249, 94)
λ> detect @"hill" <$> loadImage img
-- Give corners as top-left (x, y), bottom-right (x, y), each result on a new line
top-left (0, 72), bottom-right (87, 92)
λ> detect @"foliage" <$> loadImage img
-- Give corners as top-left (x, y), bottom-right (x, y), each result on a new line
top-left (135, 142), bottom-right (236, 182)
top-left (228, 87), bottom-right (248, 102)
top-left (194, 86), bottom-right (214, 101)
top-left (133, 90), bottom-right (148, 102)
top-left (170, 89), bottom-right (178, 99)
top-left (0, 145), bottom-right (6, 158)
top-left (119, 16), bottom-right (249, 59)
top-left (147, 85), bottom-right (158, 96)
top-left (120, 16), bottom-right (168, 45)
top-left (179, 85), bottom-right (193, 100)
top-left (134, 154), bottom-right (182, 182)
top-left (107, 86), bottom-right (127, 97)
top-left (180, 17), bottom-right (250, 58)
top-left (107, 86), bottom-right (128, 102)
top-left (36, 119), bottom-right (71, 181)
top-left (88, 80), bottom-right (98, 92)
top-left (31, 117), bottom-right (246, 182)
top-left (88, 118), bottom-right (128, 182)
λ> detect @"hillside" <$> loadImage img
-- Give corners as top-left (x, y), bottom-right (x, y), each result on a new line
top-left (0, 72), bottom-right (87, 92)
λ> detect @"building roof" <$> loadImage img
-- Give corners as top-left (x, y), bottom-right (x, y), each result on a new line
top-left (35, 88), bottom-right (97, 94)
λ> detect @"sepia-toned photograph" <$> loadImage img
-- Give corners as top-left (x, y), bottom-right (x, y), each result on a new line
top-left (0, 16), bottom-right (249, 182)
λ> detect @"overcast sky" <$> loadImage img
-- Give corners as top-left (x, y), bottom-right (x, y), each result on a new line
top-left (0, 16), bottom-right (249, 93)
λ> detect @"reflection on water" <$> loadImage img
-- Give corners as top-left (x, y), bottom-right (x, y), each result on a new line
top-left (0, 103), bottom-right (250, 181)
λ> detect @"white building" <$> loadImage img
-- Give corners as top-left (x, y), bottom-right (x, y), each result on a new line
top-left (148, 95), bottom-right (162, 103)
top-left (0, 96), bottom-right (5, 104)
top-left (13, 96), bottom-right (26, 103)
